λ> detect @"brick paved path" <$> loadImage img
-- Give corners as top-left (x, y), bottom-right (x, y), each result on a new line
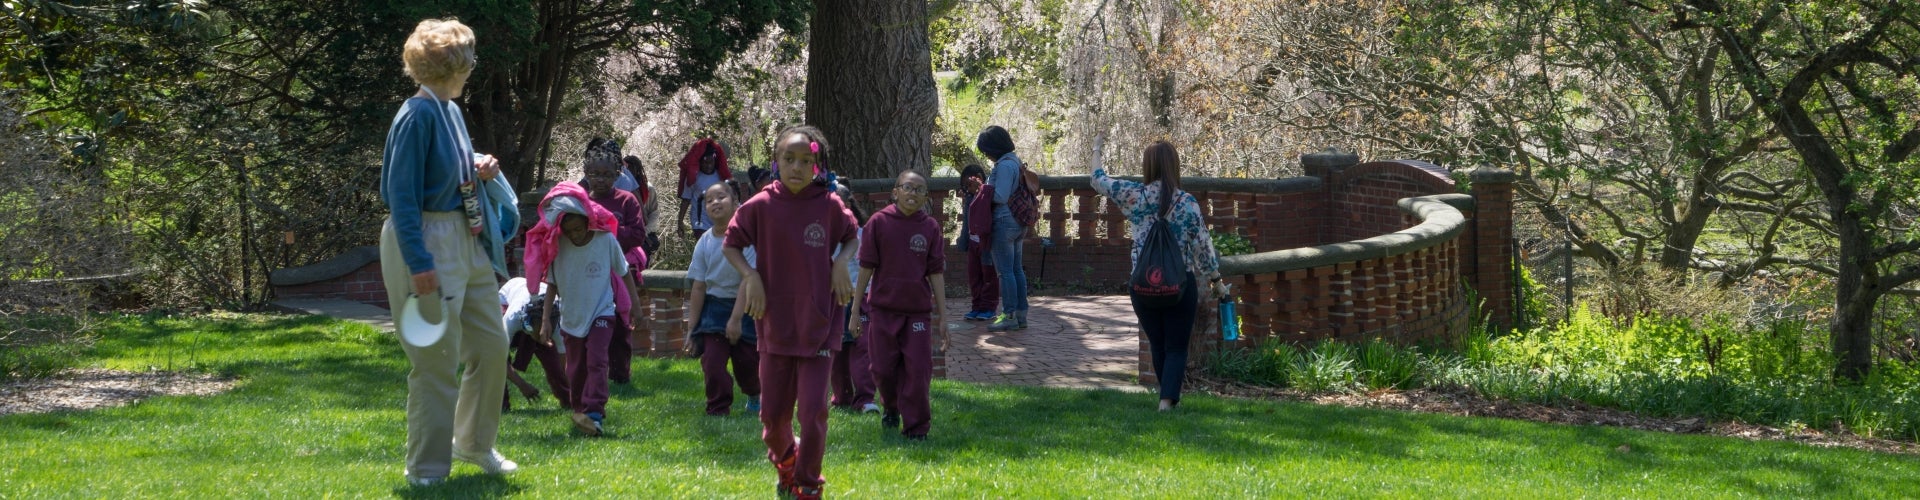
top-left (944, 295), bottom-right (1145, 392)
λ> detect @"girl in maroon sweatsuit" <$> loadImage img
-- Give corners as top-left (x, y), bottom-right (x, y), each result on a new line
top-left (722, 125), bottom-right (858, 500)
top-left (850, 171), bottom-right (947, 439)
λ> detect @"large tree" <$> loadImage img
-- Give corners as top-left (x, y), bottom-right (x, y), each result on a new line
top-left (1231, 0), bottom-right (1823, 279)
top-left (805, 0), bottom-right (939, 179)
top-left (1681, 0), bottom-right (1920, 380)
top-left (0, 0), bottom-right (809, 306)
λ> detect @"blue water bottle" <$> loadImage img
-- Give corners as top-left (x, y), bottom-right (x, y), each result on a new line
top-left (1219, 289), bottom-right (1240, 342)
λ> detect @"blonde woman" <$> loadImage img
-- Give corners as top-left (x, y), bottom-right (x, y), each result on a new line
top-left (378, 18), bottom-right (518, 486)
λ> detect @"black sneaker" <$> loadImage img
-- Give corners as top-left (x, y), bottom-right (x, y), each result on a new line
top-left (905, 434), bottom-right (927, 441)
top-left (881, 413), bottom-right (900, 430)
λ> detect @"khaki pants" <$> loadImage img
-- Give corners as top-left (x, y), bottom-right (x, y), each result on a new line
top-left (380, 211), bottom-right (508, 478)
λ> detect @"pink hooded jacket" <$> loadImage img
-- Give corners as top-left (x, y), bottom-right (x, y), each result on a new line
top-left (525, 182), bottom-right (638, 317)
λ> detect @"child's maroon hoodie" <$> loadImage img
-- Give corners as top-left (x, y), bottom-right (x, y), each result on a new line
top-left (725, 181), bottom-right (859, 357)
top-left (859, 204), bottom-right (946, 314)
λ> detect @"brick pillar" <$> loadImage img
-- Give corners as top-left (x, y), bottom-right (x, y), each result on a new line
top-left (638, 289), bottom-right (690, 357)
top-left (1242, 273), bottom-right (1275, 344)
top-left (1302, 149), bottom-right (1357, 247)
top-left (1469, 167), bottom-right (1516, 333)
top-left (1351, 259), bottom-right (1379, 337)
top-left (1329, 262), bottom-right (1357, 336)
top-left (1074, 189), bottom-right (1099, 242)
top-left (1253, 194), bottom-right (1286, 251)
top-left (1046, 189), bottom-right (1068, 241)
top-left (928, 189), bottom-right (952, 229)
top-left (1301, 148), bottom-right (1359, 180)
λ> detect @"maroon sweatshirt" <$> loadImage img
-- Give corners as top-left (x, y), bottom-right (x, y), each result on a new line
top-left (725, 181), bottom-right (859, 357)
top-left (859, 204), bottom-right (946, 314)
top-left (586, 183), bottom-right (647, 252)
top-left (961, 184), bottom-right (995, 251)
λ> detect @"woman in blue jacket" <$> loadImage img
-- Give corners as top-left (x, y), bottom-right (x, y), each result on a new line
top-left (976, 126), bottom-right (1030, 331)
top-left (377, 18), bottom-right (518, 487)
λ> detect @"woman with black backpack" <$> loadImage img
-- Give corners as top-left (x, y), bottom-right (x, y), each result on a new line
top-left (1090, 137), bottom-right (1227, 411)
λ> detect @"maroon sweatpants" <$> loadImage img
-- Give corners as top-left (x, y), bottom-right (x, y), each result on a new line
top-left (701, 334), bottom-right (761, 415)
top-left (510, 331), bottom-right (571, 409)
top-left (866, 309), bottom-right (934, 437)
top-left (967, 247), bottom-right (999, 313)
top-left (563, 316), bottom-right (614, 416)
top-left (608, 314), bottom-right (633, 383)
top-left (830, 332), bottom-right (875, 409)
top-left (760, 352), bottom-right (833, 489)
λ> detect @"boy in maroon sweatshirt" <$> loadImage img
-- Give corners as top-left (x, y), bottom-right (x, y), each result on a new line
top-left (723, 125), bottom-right (858, 500)
top-left (850, 170), bottom-right (947, 440)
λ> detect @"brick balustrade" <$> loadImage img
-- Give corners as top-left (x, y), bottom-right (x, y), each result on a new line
top-left (272, 155), bottom-right (1515, 387)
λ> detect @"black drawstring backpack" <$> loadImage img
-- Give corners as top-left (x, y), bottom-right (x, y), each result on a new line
top-left (1129, 203), bottom-right (1190, 307)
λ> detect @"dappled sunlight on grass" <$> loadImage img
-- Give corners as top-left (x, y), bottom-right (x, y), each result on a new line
top-left (0, 313), bottom-right (1915, 496)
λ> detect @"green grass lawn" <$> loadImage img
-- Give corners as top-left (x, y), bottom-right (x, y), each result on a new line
top-left (3, 313), bottom-right (1917, 498)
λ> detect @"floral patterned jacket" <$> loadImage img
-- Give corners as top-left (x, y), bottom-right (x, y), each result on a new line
top-left (1091, 168), bottom-right (1222, 284)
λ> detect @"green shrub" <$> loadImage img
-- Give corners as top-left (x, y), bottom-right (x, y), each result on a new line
top-left (1291, 341), bottom-right (1359, 393)
top-left (1515, 261), bottom-right (1554, 330)
top-left (1210, 231), bottom-right (1255, 257)
top-left (1355, 338), bottom-right (1420, 389)
top-left (1206, 338), bottom-right (1289, 387)
top-left (1207, 304), bottom-right (1920, 442)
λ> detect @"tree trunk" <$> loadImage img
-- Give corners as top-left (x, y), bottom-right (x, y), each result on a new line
top-left (1657, 183), bottom-right (1717, 272)
top-left (806, 0), bottom-right (938, 180)
top-left (466, 3), bottom-right (578, 191)
top-left (1831, 208), bottom-right (1879, 381)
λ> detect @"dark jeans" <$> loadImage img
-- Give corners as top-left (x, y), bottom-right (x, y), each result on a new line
top-left (1131, 277), bottom-right (1198, 403)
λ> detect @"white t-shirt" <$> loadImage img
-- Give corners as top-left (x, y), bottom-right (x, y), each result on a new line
top-left (687, 230), bottom-right (755, 298)
top-left (681, 171), bottom-right (723, 231)
top-left (550, 232), bottom-right (628, 337)
top-left (499, 277), bottom-right (536, 333)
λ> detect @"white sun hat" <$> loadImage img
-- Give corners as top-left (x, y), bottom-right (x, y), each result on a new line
top-left (400, 290), bottom-right (454, 347)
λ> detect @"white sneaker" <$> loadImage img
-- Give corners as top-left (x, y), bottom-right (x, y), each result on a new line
top-left (861, 403), bottom-right (882, 414)
top-left (452, 447), bottom-right (519, 475)
top-left (405, 474), bottom-right (445, 487)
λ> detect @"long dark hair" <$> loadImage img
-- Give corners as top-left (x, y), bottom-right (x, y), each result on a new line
top-left (1141, 141), bottom-right (1181, 217)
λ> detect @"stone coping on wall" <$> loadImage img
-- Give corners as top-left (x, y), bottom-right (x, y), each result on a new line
top-left (1217, 193), bottom-right (1473, 277)
top-left (617, 184), bottom-right (1463, 291)
top-left (637, 270), bottom-right (691, 290)
top-left (268, 246), bottom-right (379, 286)
top-left (845, 175), bottom-right (1323, 195)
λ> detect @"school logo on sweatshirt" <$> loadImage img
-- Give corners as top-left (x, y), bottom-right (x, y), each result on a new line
top-left (909, 234), bottom-right (929, 254)
top-left (912, 321), bottom-right (926, 332)
top-left (804, 222), bottom-right (827, 248)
